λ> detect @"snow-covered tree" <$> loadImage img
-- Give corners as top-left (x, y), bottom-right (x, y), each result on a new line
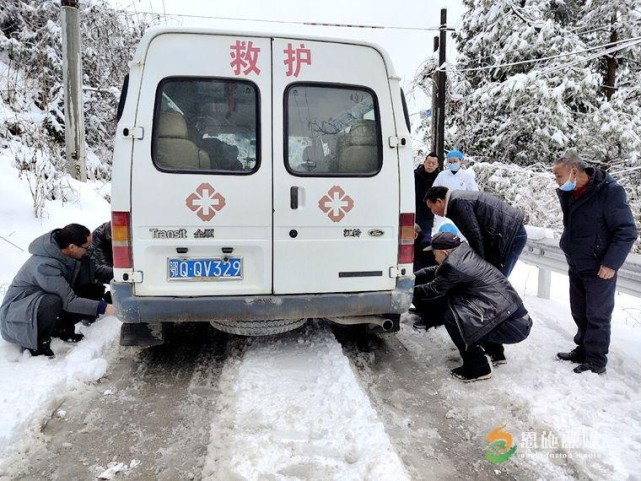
top-left (413, 0), bottom-right (640, 250)
top-left (448, 0), bottom-right (603, 165)
top-left (574, 0), bottom-right (641, 170)
top-left (415, 0), bottom-right (641, 171)
top-left (0, 0), bottom-right (150, 202)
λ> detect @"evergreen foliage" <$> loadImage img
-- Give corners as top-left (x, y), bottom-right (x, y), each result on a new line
top-left (0, 0), bottom-right (149, 197)
top-left (414, 0), bottom-right (640, 251)
top-left (416, 0), bottom-right (641, 170)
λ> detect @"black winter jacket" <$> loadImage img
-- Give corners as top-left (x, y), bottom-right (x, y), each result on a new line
top-left (90, 221), bottom-right (113, 282)
top-left (446, 191), bottom-right (524, 271)
top-left (557, 168), bottom-right (637, 273)
top-left (414, 243), bottom-right (525, 347)
top-left (414, 165), bottom-right (440, 233)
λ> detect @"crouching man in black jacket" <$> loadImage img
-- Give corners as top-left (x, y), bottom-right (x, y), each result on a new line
top-left (413, 232), bottom-right (532, 382)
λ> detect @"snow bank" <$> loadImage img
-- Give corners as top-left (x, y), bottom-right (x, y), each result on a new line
top-left (0, 150), bottom-right (117, 461)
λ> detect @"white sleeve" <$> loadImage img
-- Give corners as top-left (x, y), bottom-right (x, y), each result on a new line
top-left (465, 171), bottom-right (479, 191)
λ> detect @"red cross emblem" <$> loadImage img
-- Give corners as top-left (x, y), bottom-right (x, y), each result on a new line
top-left (186, 183), bottom-right (226, 221)
top-left (318, 185), bottom-right (354, 223)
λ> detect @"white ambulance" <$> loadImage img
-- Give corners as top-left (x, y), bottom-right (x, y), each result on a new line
top-left (110, 27), bottom-right (415, 344)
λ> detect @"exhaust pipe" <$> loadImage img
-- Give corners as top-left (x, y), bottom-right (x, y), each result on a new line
top-left (368, 317), bottom-right (394, 332)
top-left (330, 316), bottom-right (394, 332)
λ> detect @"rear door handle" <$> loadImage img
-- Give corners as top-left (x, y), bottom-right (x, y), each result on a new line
top-left (290, 186), bottom-right (299, 209)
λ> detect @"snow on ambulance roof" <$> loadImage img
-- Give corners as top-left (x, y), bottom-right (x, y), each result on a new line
top-left (131, 26), bottom-right (399, 78)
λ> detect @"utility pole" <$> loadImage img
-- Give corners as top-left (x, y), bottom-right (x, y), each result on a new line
top-left (430, 35), bottom-right (439, 158)
top-left (436, 8), bottom-right (447, 166)
top-left (61, 0), bottom-right (87, 181)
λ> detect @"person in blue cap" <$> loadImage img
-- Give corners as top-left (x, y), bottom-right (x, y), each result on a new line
top-left (432, 149), bottom-right (478, 192)
top-left (437, 223), bottom-right (459, 236)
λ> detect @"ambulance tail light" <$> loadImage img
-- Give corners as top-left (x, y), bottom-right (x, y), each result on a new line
top-left (398, 213), bottom-right (415, 265)
top-left (112, 211), bottom-right (132, 269)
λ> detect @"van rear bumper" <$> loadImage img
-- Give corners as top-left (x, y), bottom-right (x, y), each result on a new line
top-left (111, 278), bottom-right (414, 323)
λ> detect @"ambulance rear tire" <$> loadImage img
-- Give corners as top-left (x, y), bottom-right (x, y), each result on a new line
top-left (209, 318), bottom-right (308, 336)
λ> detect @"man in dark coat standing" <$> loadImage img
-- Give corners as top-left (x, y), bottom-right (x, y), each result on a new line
top-left (552, 153), bottom-right (637, 375)
top-left (424, 186), bottom-right (527, 278)
top-left (414, 152), bottom-right (441, 236)
top-left (0, 224), bottom-right (115, 357)
top-left (413, 232), bottom-right (532, 382)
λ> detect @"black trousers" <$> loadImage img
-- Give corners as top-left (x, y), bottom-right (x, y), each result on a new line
top-left (36, 294), bottom-right (63, 346)
top-left (568, 269), bottom-right (616, 367)
top-left (37, 284), bottom-right (106, 342)
top-left (415, 294), bottom-right (531, 363)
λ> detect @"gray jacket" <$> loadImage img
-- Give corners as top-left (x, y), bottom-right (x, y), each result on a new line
top-left (0, 232), bottom-right (101, 350)
top-left (414, 243), bottom-right (525, 346)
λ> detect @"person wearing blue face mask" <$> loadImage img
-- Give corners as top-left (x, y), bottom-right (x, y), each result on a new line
top-left (432, 149), bottom-right (479, 192)
top-left (552, 153), bottom-right (637, 375)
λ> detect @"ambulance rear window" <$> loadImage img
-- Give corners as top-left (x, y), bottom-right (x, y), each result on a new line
top-left (152, 77), bottom-right (259, 174)
top-left (285, 84), bottom-right (382, 177)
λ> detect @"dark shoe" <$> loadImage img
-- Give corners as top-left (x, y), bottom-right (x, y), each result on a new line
top-left (489, 352), bottom-right (507, 366)
top-left (81, 316), bottom-right (98, 327)
top-left (53, 319), bottom-right (84, 342)
top-left (58, 332), bottom-right (84, 343)
top-left (450, 357), bottom-right (492, 382)
top-left (556, 347), bottom-right (585, 363)
top-left (412, 318), bottom-right (428, 330)
top-left (412, 314), bottom-right (443, 331)
top-left (573, 362), bottom-right (606, 374)
top-left (28, 339), bottom-right (55, 358)
top-left (481, 343), bottom-right (506, 366)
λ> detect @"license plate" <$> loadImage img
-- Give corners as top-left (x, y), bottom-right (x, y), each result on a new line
top-left (167, 257), bottom-right (243, 281)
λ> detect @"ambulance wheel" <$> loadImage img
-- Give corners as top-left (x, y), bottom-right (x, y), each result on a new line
top-left (209, 318), bottom-right (308, 336)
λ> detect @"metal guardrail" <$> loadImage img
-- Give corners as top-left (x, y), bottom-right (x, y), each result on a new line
top-left (519, 237), bottom-right (641, 299)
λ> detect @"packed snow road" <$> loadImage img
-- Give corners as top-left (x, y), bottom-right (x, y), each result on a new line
top-left (1, 305), bottom-right (638, 480)
top-left (2, 324), bottom-right (240, 480)
top-left (333, 319), bottom-right (583, 481)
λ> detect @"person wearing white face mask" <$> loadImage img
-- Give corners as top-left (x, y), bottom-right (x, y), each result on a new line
top-left (432, 149), bottom-right (479, 192)
top-left (552, 153), bottom-right (637, 375)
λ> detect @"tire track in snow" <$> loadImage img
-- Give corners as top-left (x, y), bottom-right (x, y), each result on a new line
top-left (2, 324), bottom-right (245, 481)
top-left (334, 318), bottom-right (581, 481)
top-left (202, 323), bottom-right (409, 480)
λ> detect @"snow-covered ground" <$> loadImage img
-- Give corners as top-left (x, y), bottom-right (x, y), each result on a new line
top-left (1, 151), bottom-right (640, 479)
top-left (399, 264), bottom-right (641, 480)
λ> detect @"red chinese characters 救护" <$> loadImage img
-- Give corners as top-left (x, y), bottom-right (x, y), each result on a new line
top-left (230, 40), bottom-right (261, 76)
top-left (283, 43), bottom-right (312, 77)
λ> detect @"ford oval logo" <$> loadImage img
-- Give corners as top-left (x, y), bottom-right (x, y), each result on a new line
top-left (368, 229), bottom-right (384, 237)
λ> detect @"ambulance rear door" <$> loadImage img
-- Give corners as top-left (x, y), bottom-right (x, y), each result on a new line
top-left (272, 38), bottom-right (400, 294)
top-left (130, 32), bottom-right (273, 297)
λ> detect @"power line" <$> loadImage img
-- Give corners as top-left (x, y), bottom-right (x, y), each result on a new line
top-left (114, 9), bottom-right (445, 32)
top-left (539, 37), bottom-right (641, 76)
top-left (441, 35), bottom-right (641, 74)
